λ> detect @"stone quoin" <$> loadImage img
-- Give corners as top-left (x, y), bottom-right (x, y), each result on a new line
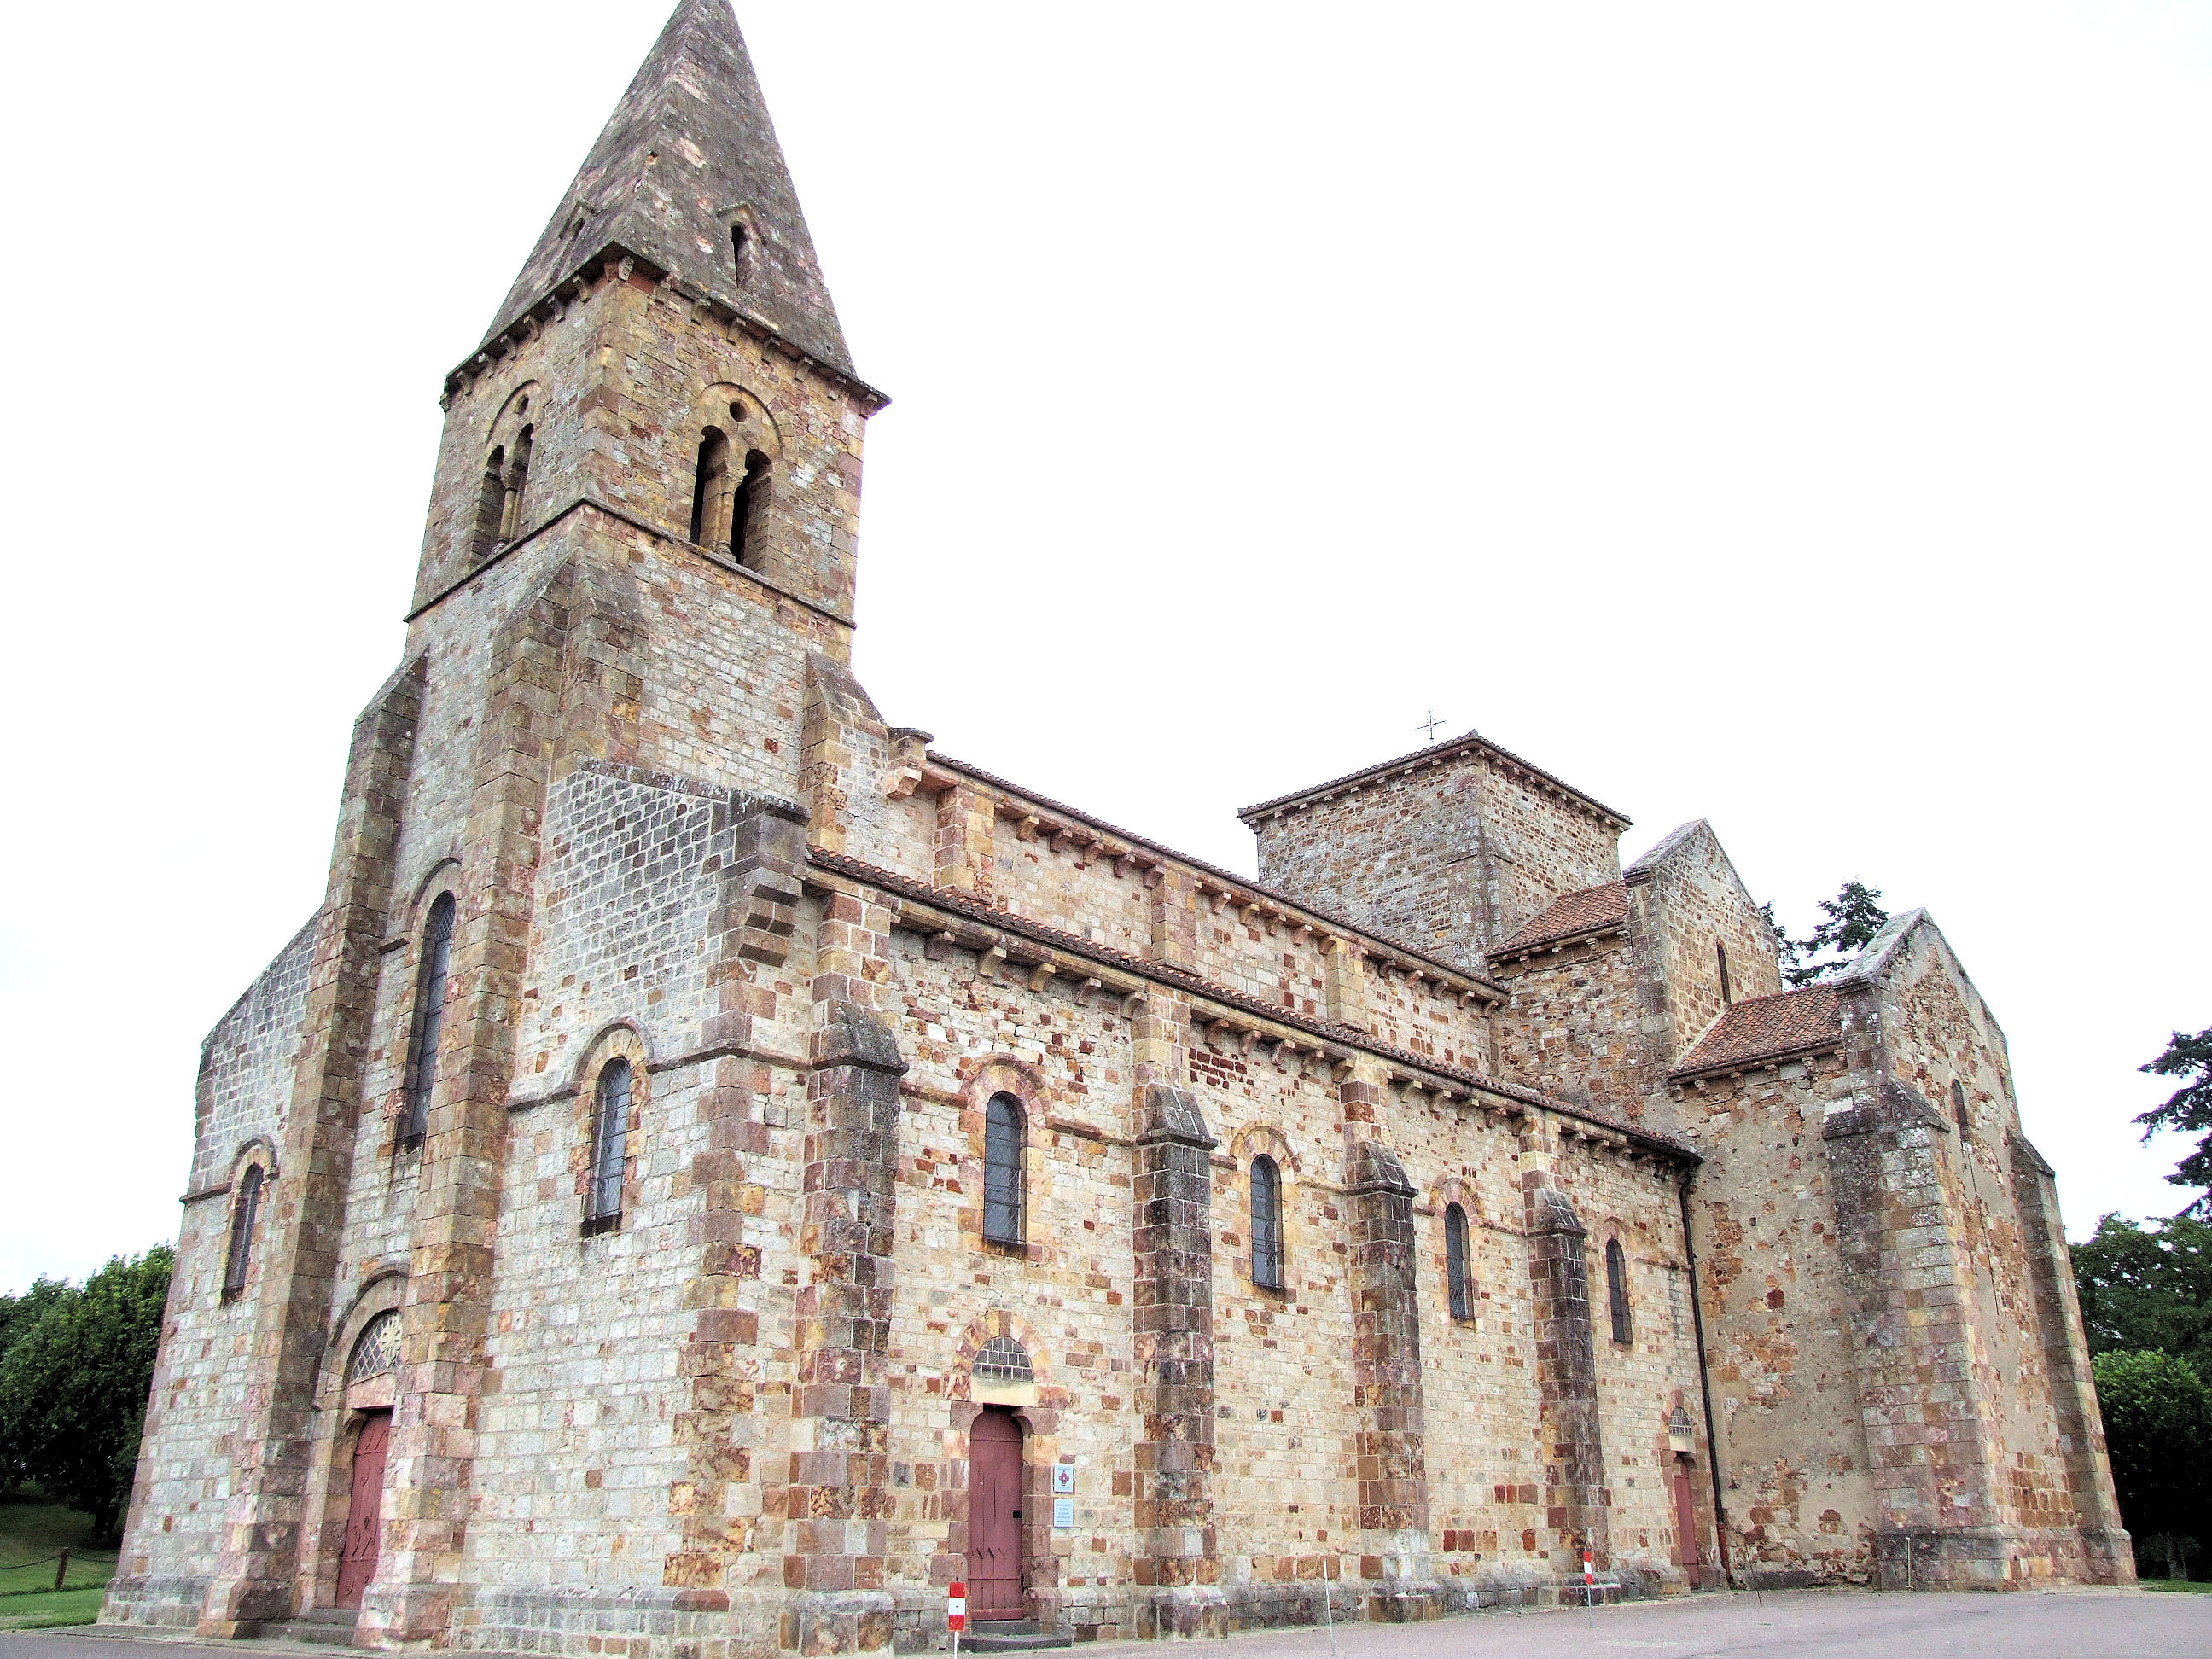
top-left (108, 2), bottom-right (2131, 1652)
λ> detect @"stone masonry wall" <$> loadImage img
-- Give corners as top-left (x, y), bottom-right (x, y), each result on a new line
top-left (1670, 1056), bottom-right (1873, 1584)
top-left (1248, 748), bottom-right (1622, 970)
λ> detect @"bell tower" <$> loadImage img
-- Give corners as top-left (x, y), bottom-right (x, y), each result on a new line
top-left (175, 5), bottom-right (888, 1647)
top-left (411, 0), bottom-right (885, 675)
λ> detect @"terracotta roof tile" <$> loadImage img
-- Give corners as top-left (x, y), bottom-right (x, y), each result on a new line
top-left (1490, 882), bottom-right (1629, 957)
top-left (1672, 987), bottom-right (1842, 1079)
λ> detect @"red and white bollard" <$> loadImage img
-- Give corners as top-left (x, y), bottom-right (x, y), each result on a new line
top-left (948, 1580), bottom-right (967, 1655)
top-left (1583, 1549), bottom-right (1597, 1627)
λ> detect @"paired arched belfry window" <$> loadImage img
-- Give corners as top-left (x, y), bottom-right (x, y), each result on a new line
top-left (470, 424), bottom-right (533, 559)
top-left (1952, 1080), bottom-right (1971, 1144)
top-left (983, 1094), bottom-right (1025, 1243)
top-left (689, 422), bottom-right (771, 569)
top-left (1250, 1155), bottom-right (1284, 1290)
top-left (1605, 1237), bottom-right (1633, 1344)
top-left (222, 1165), bottom-right (265, 1301)
top-left (586, 1058), bottom-right (632, 1230)
top-left (402, 893), bottom-right (457, 1146)
top-left (1445, 1202), bottom-right (1475, 1320)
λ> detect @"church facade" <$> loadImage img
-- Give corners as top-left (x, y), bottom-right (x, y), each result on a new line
top-left (108, 3), bottom-right (2130, 1653)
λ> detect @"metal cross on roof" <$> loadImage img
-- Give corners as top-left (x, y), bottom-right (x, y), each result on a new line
top-left (1418, 711), bottom-right (1446, 744)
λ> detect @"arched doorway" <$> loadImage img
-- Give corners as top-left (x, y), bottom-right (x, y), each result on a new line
top-left (968, 1407), bottom-right (1025, 1620)
top-left (336, 1412), bottom-right (390, 1609)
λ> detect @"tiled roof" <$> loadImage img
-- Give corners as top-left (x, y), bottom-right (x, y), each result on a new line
top-left (1672, 987), bottom-right (1842, 1079)
top-left (806, 847), bottom-right (1697, 1162)
top-left (1489, 882), bottom-right (1629, 957)
top-left (1238, 730), bottom-right (1631, 829)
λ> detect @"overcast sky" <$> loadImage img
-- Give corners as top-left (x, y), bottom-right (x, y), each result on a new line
top-left (2, 1), bottom-right (2207, 1291)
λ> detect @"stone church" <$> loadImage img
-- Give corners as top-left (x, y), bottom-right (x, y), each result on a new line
top-left (109, 3), bottom-right (2130, 1651)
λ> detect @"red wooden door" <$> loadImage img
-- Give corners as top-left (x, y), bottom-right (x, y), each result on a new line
top-left (1671, 1459), bottom-right (1703, 1587)
top-left (968, 1409), bottom-right (1025, 1619)
top-left (337, 1412), bottom-right (391, 1610)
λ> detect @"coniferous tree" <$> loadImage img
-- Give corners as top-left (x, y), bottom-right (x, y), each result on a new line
top-left (1783, 881), bottom-right (1889, 988)
top-left (2139, 1027), bottom-right (2212, 1215)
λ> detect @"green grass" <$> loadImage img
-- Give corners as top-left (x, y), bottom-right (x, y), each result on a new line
top-left (0, 1492), bottom-right (117, 1598)
top-left (0, 1586), bottom-right (107, 1629)
top-left (2142, 1577), bottom-right (2212, 1593)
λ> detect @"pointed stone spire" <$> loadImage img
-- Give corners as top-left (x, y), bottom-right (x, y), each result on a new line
top-left (485, 0), bottom-right (853, 374)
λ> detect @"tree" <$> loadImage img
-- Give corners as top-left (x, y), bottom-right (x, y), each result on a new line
top-left (0, 1247), bottom-right (173, 1540)
top-left (2139, 1026), bottom-right (2212, 1215)
top-left (2072, 1213), bottom-right (2212, 1378)
top-left (0, 1276), bottom-right (68, 1490)
top-left (2092, 1348), bottom-right (2212, 1577)
top-left (1780, 881), bottom-right (1890, 988)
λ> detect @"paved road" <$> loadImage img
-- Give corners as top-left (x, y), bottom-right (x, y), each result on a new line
top-left (7, 1589), bottom-right (2207, 1659)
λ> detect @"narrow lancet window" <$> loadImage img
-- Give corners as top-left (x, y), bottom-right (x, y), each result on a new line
top-left (1716, 941), bottom-right (1732, 1004)
top-left (732, 223), bottom-right (752, 284)
top-left (223, 1165), bottom-right (264, 1301)
top-left (472, 447), bottom-right (506, 559)
top-left (1446, 1201), bottom-right (1474, 1320)
top-left (983, 1094), bottom-right (1024, 1243)
top-left (731, 449), bottom-right (771, 569)
top-left (499, 424), bottom-right (533, 541)
top-left (587, 1058), bottom-right (632, 1227)
top-left (1953, 1079), bottom-right (1971, 1144)
top-left (1605, 1237), bottom-right (1633, 1344)
top-left (1251, 1155), bottom-right (1284, 1289)
top-left (690, 428), bottom-right (733, 549)
top-left (403, 893), bottom-right (456, 1146)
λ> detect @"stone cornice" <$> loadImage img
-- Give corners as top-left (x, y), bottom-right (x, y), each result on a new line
top-left (1238, 730), bottom-right (1631, 831)
top-left (446, 240), bottom-right (891, 414)
top-left (921, 752), bottom-right (1505, 1005)
top-left (402, 494), bottom-right (854, 629)
top-left (806, 846), bottom-right (1697, 1165)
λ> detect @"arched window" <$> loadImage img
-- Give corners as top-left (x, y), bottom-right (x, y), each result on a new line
top-left (402, 893), bottom-right (456, 1146)
top-left (498, 423), bottom-right (533, 541)
top-left (1952, 1080), bottom-right (1971, 1144)
top-left (1250, 1155), bottom-right (1284, 1290)
top-left (586, 1058), bottom-right (632, 1230)
top-left (223, 1165), bottom-right (265, 1301)
top-left (731, 448), bottom-right (771, 570)
top-left (471, 446), bottom-right (506, 559)
top-left (690, 428), bottom-right (732, 549)
top-left (1445, 1201), bottom-right (1474, 1320)
top-left (345, 1311), bottom-right (402, 1386)
top-left (1605, 1237), bottom-right (1633, 1344)
top-left (983, 1093), bottom-right (1024, 1243)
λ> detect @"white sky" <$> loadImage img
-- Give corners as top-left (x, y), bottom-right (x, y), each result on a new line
top-left (2, 1), bottom-right (2206, 1291)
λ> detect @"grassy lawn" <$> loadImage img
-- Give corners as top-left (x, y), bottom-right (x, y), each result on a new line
top-left (0, 1492), bottom-right (116, 1613)
top-left (0, 1586), bottom-right (108, 1629)
top-left (2141, 1578), bottom-right (2212, 1593)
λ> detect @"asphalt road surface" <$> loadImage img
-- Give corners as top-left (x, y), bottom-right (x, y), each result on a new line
top-left (6, 1588), bottom-right (2206, 1659)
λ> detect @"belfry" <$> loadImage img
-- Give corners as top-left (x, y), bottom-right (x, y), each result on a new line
top-left (111, 3), bottom-right (2130, 1652)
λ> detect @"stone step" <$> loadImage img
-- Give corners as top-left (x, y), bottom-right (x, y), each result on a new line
top-left (959, 1620), bottom-right (1072, 1651)
top-left (958, 1635), bottom-right (1073, 1653)
top-left (259, 1610), bottom-right (361, 1646)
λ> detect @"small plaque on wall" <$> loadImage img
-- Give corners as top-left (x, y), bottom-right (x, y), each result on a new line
top-left (1052, 1497), bottom-right (1074, 1529)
